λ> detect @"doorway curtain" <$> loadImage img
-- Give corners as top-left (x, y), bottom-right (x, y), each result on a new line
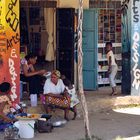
top-left (44, 8), bottom-right (55, 61)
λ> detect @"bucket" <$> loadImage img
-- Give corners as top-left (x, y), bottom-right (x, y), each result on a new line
top-left (19, 120), bottom-right (35, 138)
top-left (30, 94), bottom-right (37, 107)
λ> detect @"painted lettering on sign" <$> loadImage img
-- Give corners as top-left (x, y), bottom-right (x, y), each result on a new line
top-left (5, 0), bottom-right (19, 32)
top-left (133, 0), bottom-right (140, 22)
top-left (132, 32), bottom-right (140, 90)
top-left (9, 49), bottom-right (18, 101)
top-left (7, 33), bottom-right (20, 50)
top-left (7, 0), bottom-right (20, 103)
top-left (131, 0), bottom-right (140, 91)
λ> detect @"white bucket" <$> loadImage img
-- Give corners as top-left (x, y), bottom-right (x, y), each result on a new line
top-left (19, 120), bottom-right (35, 138)
top-left (30, 94), bottom-right (37, 107)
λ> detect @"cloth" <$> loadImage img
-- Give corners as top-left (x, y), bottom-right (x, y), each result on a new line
top-left (43, 79), bottom-right (65, 95)
top-left (0, 95), bottom-right (11, 105)
top-left (45, 95), bottom-right (70, 108)
top-left (0, 122), bottom-right (12, 132)
top-left (106, 50), bottom-right (117, 66)
top-left (0, 95), bottom-right (14, 129)
top-left (45, 8), bottom-right (55, 61)
top-left (20, 58), bottom-right (32, 74)
top-left (66, 85), bottom-right (79, 108)
top-left (0, 95), bottom-right (12, 114)
top-left (109, 65), bottom-right (118, 87)
top-left (43, 78), bottom-right (70, 108)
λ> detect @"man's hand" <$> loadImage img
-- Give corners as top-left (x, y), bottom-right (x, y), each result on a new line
top-left (38, 69), bottom-right (47, 75)
top-left (108, 66), bottom-right (111, 74)
top-left (48, 93), bottom-right (63, 98)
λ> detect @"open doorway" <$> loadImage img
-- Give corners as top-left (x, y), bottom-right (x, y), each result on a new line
top-left (20, 1), bottom-right (57, 72)
top-left (89, 1), bottom-right (122, 89)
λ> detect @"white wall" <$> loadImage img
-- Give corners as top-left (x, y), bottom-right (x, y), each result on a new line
top-left (58, 0), bottom-right (89, 9)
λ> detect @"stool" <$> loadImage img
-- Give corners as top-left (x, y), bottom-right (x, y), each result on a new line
top-left (20, 81), bottom-right (29, 100)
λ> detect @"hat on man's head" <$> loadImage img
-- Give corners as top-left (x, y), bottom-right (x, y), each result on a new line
top-left (0, 82), bottom-right (11, 93)
top-left (52, 70), bottom-right (61, 78)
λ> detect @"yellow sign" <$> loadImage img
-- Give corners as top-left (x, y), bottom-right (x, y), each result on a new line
top-left (0, 0), bottom-right (20, 103)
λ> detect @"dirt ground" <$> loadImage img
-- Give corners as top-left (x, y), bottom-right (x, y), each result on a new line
top-left (1, 86), bottom-right (140, 140)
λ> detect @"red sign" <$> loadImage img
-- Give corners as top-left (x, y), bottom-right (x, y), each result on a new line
top-left (0, 0), bottom-right (20, 103)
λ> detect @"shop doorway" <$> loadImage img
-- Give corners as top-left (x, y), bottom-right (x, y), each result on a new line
top-left (82, 9), bottom-right (98, 90)
top-left (20, 1), bottom-right (57, 71)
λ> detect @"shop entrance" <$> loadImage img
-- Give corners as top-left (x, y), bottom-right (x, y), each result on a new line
top-left (20, 1), bottom-right (57, 71)
top-left (82, 9), bottom-right (98, 90)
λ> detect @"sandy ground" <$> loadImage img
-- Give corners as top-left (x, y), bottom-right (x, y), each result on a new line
top-left (1, 110), bottom-right (140, 140)
top-left (33, 110), bottom-right (140, 140)
top-left (1, 86), bottom-right (140, 140)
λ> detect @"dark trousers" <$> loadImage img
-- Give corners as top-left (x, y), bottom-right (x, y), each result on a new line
top-left (20, 74), bottom-right (46, 95)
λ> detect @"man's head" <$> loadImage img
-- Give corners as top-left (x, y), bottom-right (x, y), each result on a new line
top-left (105, 42), bottom-right (113, 53)
top-left (25, 53), bottom-right (37, 65)
top-left (51, 70), bottom-right (61, 85)
top-left (0, 82), bottom-right (11, 94)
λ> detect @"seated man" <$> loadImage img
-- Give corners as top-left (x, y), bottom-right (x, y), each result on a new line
top-left (43, 70), bottom-right (70, 121)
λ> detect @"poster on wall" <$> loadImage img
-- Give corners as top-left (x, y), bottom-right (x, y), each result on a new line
top-left (131, 0), bottom-right (140, 95)
top-left (0, 0), bottom-right (20, 103)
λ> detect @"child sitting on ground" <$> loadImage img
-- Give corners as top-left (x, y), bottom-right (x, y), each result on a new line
top-left (62, 76), bottom-right (79, 120)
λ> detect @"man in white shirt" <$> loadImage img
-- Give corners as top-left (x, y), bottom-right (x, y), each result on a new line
top-left (105, 42), bottom-right (118, 95)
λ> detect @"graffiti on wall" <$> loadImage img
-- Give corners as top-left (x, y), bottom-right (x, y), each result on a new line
top-left (0, 0), bottom-right (20, 102)
top-left (131, 0), bottom-right (140, 94)
top-left (0, 0), bottom-right (7, 82)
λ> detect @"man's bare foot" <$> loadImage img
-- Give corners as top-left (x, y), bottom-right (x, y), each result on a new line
top-left (111, 91), bottom-right (118, 96)
top-left (72, 112), bottom-right (77, 120)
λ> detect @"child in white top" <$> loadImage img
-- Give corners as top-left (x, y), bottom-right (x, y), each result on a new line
top-left (62, 76), bottom-right (79, 120)
top-left (105, 42), bottom-right (118, 96)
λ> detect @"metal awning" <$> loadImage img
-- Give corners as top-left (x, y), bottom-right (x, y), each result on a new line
top-left (20, 0), bottom-right (57, 8)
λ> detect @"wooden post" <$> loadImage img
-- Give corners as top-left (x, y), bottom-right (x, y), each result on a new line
top-left (78, 0), bottom-right (92, 139)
